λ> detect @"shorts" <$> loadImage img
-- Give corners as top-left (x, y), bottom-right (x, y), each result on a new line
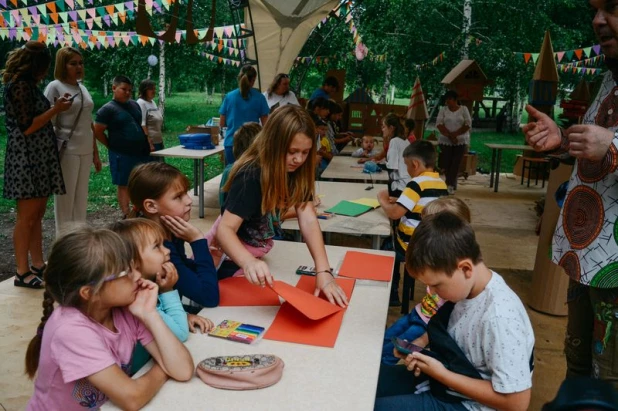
top-left (109, 151), bottom-right (154, 186)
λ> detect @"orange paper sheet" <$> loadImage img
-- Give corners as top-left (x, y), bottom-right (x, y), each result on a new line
top-left (218, 277), bottom-right (281, 306)
top-left (269, 280), bottom-right (342, 320)
top-left (264, 277), bottom-right (355, 347)
top-left (338, 251), bottom-right (394, 282)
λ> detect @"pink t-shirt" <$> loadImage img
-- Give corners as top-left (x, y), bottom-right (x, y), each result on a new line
top-left (27, 306), bottom-right (153, 411)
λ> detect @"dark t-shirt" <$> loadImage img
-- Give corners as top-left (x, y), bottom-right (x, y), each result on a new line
top-left (223, 166), bottom-right (281, 248)
top-left (96, 100), bottom-right (149, 156)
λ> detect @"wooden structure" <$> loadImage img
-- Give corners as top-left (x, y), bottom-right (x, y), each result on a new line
top-left (407, 76), bottom-right (429, 139)
top-left (343, 89), bottom-right (407, 136)
top-left (441, 60), bottom-right (490, 113)
top-left (528, 31), bottom-right (559, 116)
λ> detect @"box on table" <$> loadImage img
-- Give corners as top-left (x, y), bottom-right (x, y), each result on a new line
top-left (185, 125), bottom-right (220, 145)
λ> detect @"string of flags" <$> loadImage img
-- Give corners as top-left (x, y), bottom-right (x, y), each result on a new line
top-left (415, 52), bottom-right (446, 71)
top-left (555, 66), bottom-right (601, 76)
top-left (293, 52), bottom-right (386, 67)
top-left (516, 44), bottom-right (602, 65)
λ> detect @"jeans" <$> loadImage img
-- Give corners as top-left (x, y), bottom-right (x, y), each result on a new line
top-left (565, 279), bottom-right (618, 388)
top-left (224, 146), bottom-right (235, 165)
top-left (375, 393), bottom-right (467, 411)
top-left (382, 309), bottom-right (427, 365)
top-left (438, 144), bottom-right (466, 189)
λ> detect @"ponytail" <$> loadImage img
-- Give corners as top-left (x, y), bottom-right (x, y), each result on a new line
top-left (383, 113), bottom-right (405, 140)
top-left (237, 64), bottom-right (257, 99)
top-left (25, 290), bottom-right (55, 379)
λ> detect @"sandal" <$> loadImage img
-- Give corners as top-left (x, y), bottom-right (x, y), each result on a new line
top-left (30, 263), bottom-right (47, 277)
top-left (14, 272), bottom-right (44, 289)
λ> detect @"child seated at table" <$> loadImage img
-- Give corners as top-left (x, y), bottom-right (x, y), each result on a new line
top-left (375, 212), bottom-right (535, 411)
top-left (315, 118), bottom-right (333, 175)
top-left (351, 135), bottom-right (380, 158)
top-left (219, 122), bottom-right (262, 206)
top-left (381, 197), bottom-right (470, 365)
top-left (25, 227), bottom-right (193, 410)
top-left (377, 140), bottom-right (448, 306)
top-left (128, 163), bottom-right (219, 311)
top-left (110, 218), bottom-right (214, 374)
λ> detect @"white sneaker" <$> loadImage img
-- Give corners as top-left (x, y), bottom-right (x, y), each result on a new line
top-left (447, 186), bottom-right (455, 195)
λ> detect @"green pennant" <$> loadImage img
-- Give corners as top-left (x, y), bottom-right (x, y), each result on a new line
top-left (57, 0), bottom-right (66, 12)
top-left (41, 14), bottom-right (49, 24)
top-left (97, 7), bottom-right (106, 18)
top-left (583, 47), bottom-right (592, 59)
top-left (77, 20), bottom-right (85, 30)
top-left (565, 50), bottom-right (574, 61)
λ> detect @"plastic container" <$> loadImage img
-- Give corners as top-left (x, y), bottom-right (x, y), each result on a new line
top-left (178, 133), bottom-right (215, 150)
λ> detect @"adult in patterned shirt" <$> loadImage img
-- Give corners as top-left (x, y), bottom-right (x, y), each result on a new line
top-left (523, 0), bottom-right (618, 387)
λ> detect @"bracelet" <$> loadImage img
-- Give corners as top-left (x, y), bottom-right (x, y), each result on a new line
top-left (315, 269), bottom-right (334, 276)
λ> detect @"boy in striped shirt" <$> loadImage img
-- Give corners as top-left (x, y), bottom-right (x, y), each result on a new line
top-left (377, 140), bottom-right (448, 305)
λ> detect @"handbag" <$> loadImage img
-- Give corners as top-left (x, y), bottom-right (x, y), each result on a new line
top-left (56, 85), bottom-right (84, 160)
top-left (196, 354), bottom-right (284, 390)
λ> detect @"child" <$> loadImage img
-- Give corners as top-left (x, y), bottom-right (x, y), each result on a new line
top-left (326, 100), bottom-right (354, 153)
top-left (94, 75), bottom-right (154, 217)
top-left (128, 162), bottom-right (219, 310)
top-left (25, 227), bottom-right (194, 410)
top-left (219, 122), bottom-right (262, 206)
top-left (375, 212), bottom-right (535, 411)
top-left (383, 113), bottom-right (411, 197)
top-left (404, 118), bottom-right (416, 143)
top-left (377, 141), bottom-right (448, 305)
top-left (217, 105), bottom-right (347, 307)
top-left (351, 136), bottom-right (380, 158)
top-left (381, 197), bottom-right (469, 365)
top-left (315, 118), bottom-right (333, 175)
top-left (110, 218), bottom-right (214, 374)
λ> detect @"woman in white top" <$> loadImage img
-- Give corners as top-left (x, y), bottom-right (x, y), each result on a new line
top-left (436, 90), bottom-right (472, 194)
top-left (383, 113), bottom-right (411, 197)
top-left (263, 73), bottom-right (300, 111)
top-left (137, 79), bottom-right (164, 154)
top-left (44, 47), bottom-right (101, 236)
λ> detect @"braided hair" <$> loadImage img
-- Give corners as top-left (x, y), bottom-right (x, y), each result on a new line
top-left (24, 226), bottom-right (133, 379)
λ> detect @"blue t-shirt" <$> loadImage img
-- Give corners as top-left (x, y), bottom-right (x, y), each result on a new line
top-left (96, 100), bottom-right (150, 156)
top-left (309, 88), bottom-right (329, 101)
top-left (219, 88), bottom-right (269, 147)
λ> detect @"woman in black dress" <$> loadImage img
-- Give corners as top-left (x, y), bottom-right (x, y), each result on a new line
top-left (2, 41), bottom-right (72, 288)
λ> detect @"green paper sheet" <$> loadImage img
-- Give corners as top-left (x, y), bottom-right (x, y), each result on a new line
top-left (325, 200), bottom-right (373, 217)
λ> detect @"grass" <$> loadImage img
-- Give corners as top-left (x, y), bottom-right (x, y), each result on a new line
top-left (0, 91), bottom-right (224, 214)
top-left (0, 91), bottom-right (531, 214)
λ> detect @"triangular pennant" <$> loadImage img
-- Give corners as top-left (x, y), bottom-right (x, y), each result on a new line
top-left (532, 53), bottom-right (539, 64)
top-left (593, 44), bottom-right (601, 56)
top-left (9, 0), bottom-right (17, 8)
top-left (556, 51), bottom-right (565, 62)
top-left (574, 49), bottom-right (583, 60)
top-left (66, 0), bottom-right (74, 10)
top-left (565, 50), bottom-right (574, 61)
top-left (583, 47), bottom-right (592, 58)
top-left (57, 0), bottom-right (66, 12)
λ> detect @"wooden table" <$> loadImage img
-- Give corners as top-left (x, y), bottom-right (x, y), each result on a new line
top-left (281, 181), bottom-right (390, 249)
top-left (104, 242), bottom-right (394, 411)
top-left (151, 145), bottom-right (224, 217)
top-left (485, 143), bottom-right (536, 193)
top-left (339, 136), bottom-right (384, 156)
top-left (321, 156), bottom-right (389, 184)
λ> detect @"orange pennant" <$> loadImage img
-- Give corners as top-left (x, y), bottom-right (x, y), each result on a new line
top-left (47, 2), bottom-right (56, 13)
top-left (50, 13), bottom-right (59, 24)
top-left (119, 12), bottom-right (126, 23)
top-left (524, 53), bottom-right (532, 64)
top-left (105, 5), bottom-right (115, 15)
top-left (574, 49), bottom-right (583, 60)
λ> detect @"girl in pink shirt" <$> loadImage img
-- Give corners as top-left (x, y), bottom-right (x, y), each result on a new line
top-left (25, 227), bottom-right (194, 411)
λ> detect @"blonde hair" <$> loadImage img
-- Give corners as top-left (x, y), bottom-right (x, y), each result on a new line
top-left (109, 218), bottom-right (166, 271)
top-left (2, 41), bottom-right (51, 84)
top-left (422, 196), bottom-right (471, 223)
top-left (127, 163), bottom-right (190, 218)
top-left (238, 64), bottom-right (257, 99)
top-left (25, 227), bottom-right (133, 378)
top-left (223, 105), bottom-right (316, 215)
top-left (53, 46), bottom-right (82, 81)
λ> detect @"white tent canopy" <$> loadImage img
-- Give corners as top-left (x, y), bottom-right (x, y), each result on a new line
top-left (246, 0), bottom-right (340, 92)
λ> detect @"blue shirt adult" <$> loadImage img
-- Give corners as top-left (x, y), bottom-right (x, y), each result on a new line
top-left (309, 88), bottom-right (330, 101)
top-left (219, 88), bottom-right (268, 163)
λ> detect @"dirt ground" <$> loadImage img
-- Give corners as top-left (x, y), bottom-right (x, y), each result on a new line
top-left (0, 205), bottom-right (121, 283)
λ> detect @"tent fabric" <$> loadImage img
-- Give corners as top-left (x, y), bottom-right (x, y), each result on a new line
top-left (246, 0), bottom-right (340, 92)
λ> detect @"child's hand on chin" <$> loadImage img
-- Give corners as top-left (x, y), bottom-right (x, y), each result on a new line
top-left (156, 262), bottom-right (179, 293)
top-left (160, 215), bottom-right (203, 243)
top-left (128, 279), bottom-right (159, 320)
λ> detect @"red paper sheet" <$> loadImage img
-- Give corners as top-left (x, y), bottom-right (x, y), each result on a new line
top-left (218, 277), bottom-right (281, 306)
top-left (269, 280), bottom-right (342, 320)
top-left (338, 251), bottom-right (394, 282)
top-left (264, 277), bottom-right (355, 347)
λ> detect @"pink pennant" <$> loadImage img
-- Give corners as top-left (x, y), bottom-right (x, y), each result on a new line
top-left (122, 34), bottom-right (130, 46)
top-left (87, 8), bottom-right (96, 18)
top-left (175, 31), bottom-right (181, 43)
top-left (556, 51), bottom-right (565, 62)
top-left (86, 18), bottom-right (93, 29)
top-left (224, 26), bottom-right (233, 38)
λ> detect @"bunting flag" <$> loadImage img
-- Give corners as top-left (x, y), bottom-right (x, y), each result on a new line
top-left (515, 44), bottom-right (602, 65)
top-left (555, 65), bottom-right (601, 76)
top-left (415, 52), bottom-right (446, 71)
top-left (198, 50), bottom-right (240, 66)
top-left (292, 51), bottom-right (387, 67)
top-left (0, 23), bottom-right (245, 49)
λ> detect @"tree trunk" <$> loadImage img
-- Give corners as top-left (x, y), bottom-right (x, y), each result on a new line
top-left (461, 0), bottom-right (472, 59)
top-left (158, 42), bottom-right (166, 119)
top-left (379, 62), bottom-right (391, 104)
top-left (103, 75), bottom-right (108, 97)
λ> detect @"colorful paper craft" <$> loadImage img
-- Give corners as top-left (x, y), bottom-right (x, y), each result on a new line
top-left (338, 251), bottom-right (394, 282)
top-left (218, 277), bottom-right (281, 306)
top-left (264, 277), bottom-right (355, 348)
top-left (269, 280), bottom-right (342, 320)
top-left (209, 320), bottom-right (265, 344)
top-left (325, 200), bottom-right (372, 217)
top-left (349, 197), bottom-right (380, 209)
